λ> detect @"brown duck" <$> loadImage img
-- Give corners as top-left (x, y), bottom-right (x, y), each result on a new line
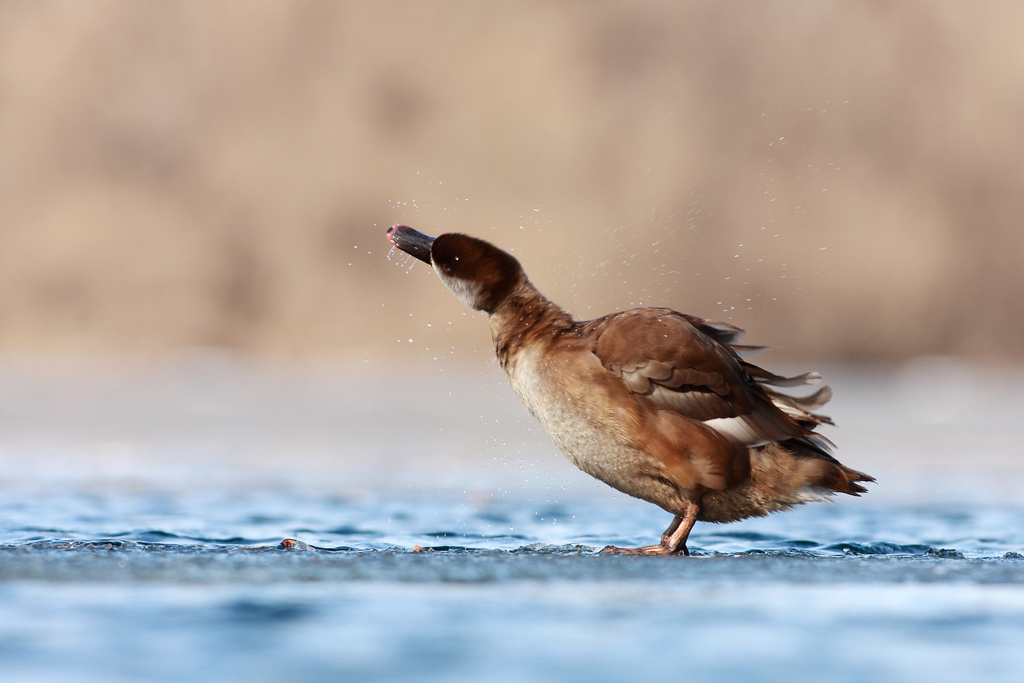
top-left (386, 225), bottom-right (873, 555)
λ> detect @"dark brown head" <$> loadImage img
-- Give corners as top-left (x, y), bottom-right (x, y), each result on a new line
top-left (386, 225), bottom-right (526, 314)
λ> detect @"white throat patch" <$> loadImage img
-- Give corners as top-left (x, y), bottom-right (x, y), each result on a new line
top-left (435, 266), bottom-right (485, 311)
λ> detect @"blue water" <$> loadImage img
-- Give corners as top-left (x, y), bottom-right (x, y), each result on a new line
top-left (2, 356), bottom-right (1024, 681)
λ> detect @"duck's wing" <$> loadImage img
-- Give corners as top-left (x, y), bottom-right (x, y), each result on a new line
top-left (590, 309), bottom-right (832, 453)
top-left (679, 313), bottom-right (768, 357)
top-left (680, 312), bottom-right (834, 429)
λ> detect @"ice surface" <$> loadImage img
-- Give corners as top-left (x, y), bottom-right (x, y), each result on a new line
top-left (1, 355), bottom-right (1024, 682)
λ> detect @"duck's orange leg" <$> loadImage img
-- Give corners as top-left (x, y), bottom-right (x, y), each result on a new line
top-left (601, 501), bottom-right (699, 556)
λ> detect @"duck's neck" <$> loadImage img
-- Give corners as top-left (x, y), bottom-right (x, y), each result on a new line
top-left (489, 281), bottom-right (574, 370)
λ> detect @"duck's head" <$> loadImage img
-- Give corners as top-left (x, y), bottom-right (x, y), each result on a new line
top-left (386, 225), bottom-right (526, 314)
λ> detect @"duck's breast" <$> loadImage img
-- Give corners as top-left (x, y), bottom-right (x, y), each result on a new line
top-left (503, 345), bottom-right (696, 514)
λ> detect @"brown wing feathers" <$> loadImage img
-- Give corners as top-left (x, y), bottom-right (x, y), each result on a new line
top-left (593, 309), bottom-right (835, 454)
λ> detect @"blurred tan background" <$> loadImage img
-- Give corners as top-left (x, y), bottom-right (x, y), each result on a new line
top-left (2, 0), bottom-right (1023, 362)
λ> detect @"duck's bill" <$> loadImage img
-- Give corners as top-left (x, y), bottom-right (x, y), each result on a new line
top-left (386, 225), bottom-right (435, 264)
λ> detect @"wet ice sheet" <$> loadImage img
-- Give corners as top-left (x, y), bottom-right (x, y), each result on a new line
top-left (3, 543), bottom-right (1024, 584)
top-left (2, 355), bottom-right (1024, 682)
top-left (2, 490), bottom-right (1024, 682)
top-left (2, 567), bottom-right (1024, 682)
top-left (2, 487), bottom-right (1024, 559)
